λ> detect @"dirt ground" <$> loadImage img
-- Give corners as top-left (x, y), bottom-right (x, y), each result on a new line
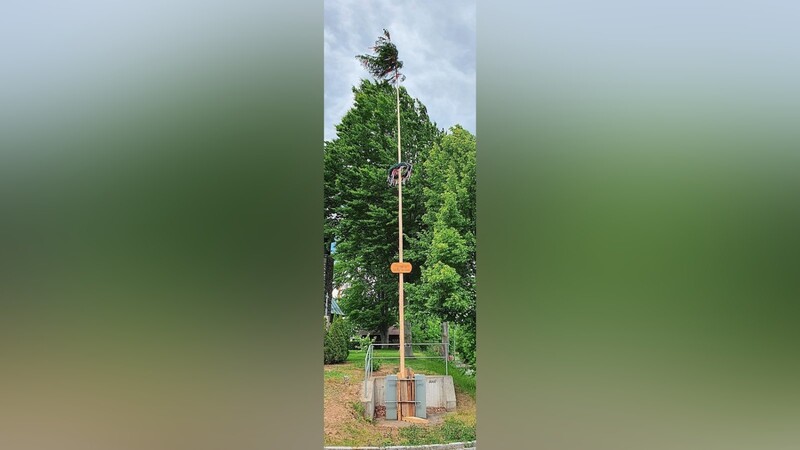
top-left (373, 411), bottom-right (447, 428)
top-left (324, 361), bottom-right (476, 446)
top-left (323, 367), bottom-right (361, 433)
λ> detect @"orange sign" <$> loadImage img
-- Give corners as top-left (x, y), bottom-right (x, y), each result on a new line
top-left (391, 262), bottom-right (413, 273)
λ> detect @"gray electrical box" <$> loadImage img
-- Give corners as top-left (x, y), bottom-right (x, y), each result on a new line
top-left (414, 374), bottom-right (427, 418)
top-left (385, 375), bottom-right (397, 420)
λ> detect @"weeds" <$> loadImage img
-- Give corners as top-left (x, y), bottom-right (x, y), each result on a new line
top-left (397, 417), bottom-right (476, 445)
top-left (324, 369), bottom-right (346, 380)
top-left (350, 400), bottom-right (367, 421)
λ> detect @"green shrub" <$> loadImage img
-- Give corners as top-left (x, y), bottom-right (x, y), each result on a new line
top-left (398, 425), bottom-right (431, 445)
top-left (324, 317), bottom-right (350, 364)
top-left (439, 416), bottom-right (476, 442)
top-left (451, 324), bottom-right (476, 369)
top-left (348, 337), bottom-right (360, 350)
top-left (370, 358), bottom-right (381, 371)
top-left (349, 400), bottom-right (368, 421)
top-left (356, 335), bottom-right (373, 351)
top-left (398, 417), bottom-right (475, 445)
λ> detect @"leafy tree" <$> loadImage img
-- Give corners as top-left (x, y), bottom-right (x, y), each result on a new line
top-left (323, 124), bottom-right (338, 324)
top-left (323, 239), bottom-right (334, 324)
top-left (451, 323), bottom-right (476, 370)
top-left (408, 126), bottom-right (476, 366)
top-left (324, 79), bottom-right (438, 344)
top-left (326, 30), bottom-right (476, 370)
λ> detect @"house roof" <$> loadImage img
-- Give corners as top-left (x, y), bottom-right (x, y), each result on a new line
top-left (357, 326), bottom-right (401, 336)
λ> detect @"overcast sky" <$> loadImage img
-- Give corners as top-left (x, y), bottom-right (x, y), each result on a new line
top-left (324, 0), bottom-right (476, 141)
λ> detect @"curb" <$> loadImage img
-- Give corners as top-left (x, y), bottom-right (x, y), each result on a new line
top-left (325, 441), bottom-right (475, 450)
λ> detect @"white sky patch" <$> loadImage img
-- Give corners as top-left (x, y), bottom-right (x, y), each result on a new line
top-left (324, 0), bottom-right (476, 141)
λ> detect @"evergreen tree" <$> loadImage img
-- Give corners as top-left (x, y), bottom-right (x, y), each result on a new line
top-left (324, 79), bottom-right (438, 343)
top-left (325, 31), bottom-right (476, 369)
top-left (356, 29), bottom-right (404, 85)
top-left (324, 317), bottom-right (351, 364)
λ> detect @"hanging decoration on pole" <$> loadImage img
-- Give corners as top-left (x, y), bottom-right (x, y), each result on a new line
top-left (387, 162), bottom-right (413, 187)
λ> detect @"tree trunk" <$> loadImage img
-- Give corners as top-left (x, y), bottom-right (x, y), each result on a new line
top-left (441, 322), bottom-right (450, 357)
top-left (380, 328), bottom-right (389, 345)
top-left (404, 318), bottom-right (413, 357)
top-left (323, 240), bottom-right (334, 324)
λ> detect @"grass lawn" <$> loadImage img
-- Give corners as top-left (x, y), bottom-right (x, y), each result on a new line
top-left (324, 349), bottom-right (476, 447)
top-left (350, 349), bottom-right (475, 398)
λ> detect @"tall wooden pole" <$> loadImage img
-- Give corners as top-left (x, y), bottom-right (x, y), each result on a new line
top-left (396, 71), bottom-right (405, 378)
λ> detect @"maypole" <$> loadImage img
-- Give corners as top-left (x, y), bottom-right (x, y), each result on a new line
top-left (358, 29), bottom-right (420, 421)
top-left (395, 67), bottom-right (405, 378)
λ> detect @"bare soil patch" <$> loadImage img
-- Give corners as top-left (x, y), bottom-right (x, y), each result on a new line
top-left (324, 356), bottom-right (476, 446)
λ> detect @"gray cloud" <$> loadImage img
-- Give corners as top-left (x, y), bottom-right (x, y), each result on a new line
top-left (324, 0), bottom-right (476, 141)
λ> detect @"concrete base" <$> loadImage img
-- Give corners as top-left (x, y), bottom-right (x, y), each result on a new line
top-left (362, 375), bottom-right (457, 420)
top-left (360, 376), bottom-right (376, 419)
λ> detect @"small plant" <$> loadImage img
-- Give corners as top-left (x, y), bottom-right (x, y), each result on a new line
top-left (439, 416), bottom-right (476, 442)
top-left (370, 358), bottom-right (381, 371)
top-left (350, 400), bottom-right (366, 420)
top-left (397, 416), bottom-right (475, 445)
top-left (324, 317), bottom-right (351, 364)
top-left (324, 369), bottom-right (345, 380)
top-left (398, 425), bottom-right (430, 445)
top-left (351, 353), bottom-right (380, 371)
top-left (356, 335), bottom-right (373, 351)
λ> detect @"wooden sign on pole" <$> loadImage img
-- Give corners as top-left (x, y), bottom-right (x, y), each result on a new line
top-left (391, 262), bottom-right (412, 273)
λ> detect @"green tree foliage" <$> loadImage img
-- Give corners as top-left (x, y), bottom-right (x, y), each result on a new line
top-left (327, 30), bottom-right (476, 368)
top-left (408, 126), bottom-right (476, 366)
top-left (356, 29), bottom-right (404, 84)
top-left (324, 79), bottom-right (439, 343)
top-left (451, 323), bottom-right (476, 370)
top-left (324, 317), bottom-right (351, 364)
top-left (410, 315), bottom-right (443, 347)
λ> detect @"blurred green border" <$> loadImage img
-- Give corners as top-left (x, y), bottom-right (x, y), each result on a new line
top-left (1, 1), bottom-right (799, 449)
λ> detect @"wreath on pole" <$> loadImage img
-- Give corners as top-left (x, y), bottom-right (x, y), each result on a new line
top-left (387, 162), bottom-right (412, 187)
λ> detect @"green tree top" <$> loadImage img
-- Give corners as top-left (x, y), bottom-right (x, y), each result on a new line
top-left (324, 79), bottom-right (439, 343)
top-left (356, 29), bottom-right (405, 84)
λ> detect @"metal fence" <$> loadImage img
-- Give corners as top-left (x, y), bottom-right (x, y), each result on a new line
top-left (364, 342), bottom-right (449, 395)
